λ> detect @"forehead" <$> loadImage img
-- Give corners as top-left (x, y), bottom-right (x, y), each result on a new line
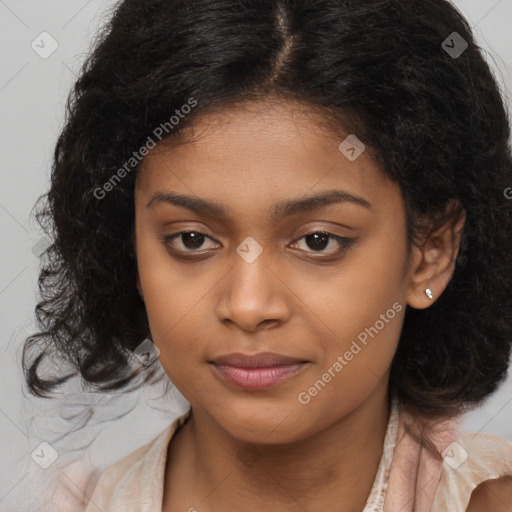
top-left (135, 100), bottom-right (401, 221)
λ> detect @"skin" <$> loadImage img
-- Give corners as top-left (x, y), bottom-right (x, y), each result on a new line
top-left (133, 99), bottom-right (467, 512)
top-left (467, 476), bottom-right (512, 511)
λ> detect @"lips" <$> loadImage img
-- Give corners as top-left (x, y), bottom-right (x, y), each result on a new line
top-left (212, 352), bottom-right (308, 368)
top-left (209, 352), bottom-right (309, 390)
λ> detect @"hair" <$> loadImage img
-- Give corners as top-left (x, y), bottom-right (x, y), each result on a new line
top-left (23, 0), bottom-right (512, 422)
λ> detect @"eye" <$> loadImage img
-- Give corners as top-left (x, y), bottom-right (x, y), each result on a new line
top-left (290, 231), bottom-right (355, 257)
top-left (161, 229), bottom-right (355, 259)
top-left (162, 231), bottom-right (220, 254)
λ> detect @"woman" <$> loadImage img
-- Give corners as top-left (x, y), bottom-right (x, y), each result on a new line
top-left (23, 0), bottom-right (512, 510)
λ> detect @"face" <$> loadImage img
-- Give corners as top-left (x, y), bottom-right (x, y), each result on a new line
top-left (134, 100), bottom-right (412, 444)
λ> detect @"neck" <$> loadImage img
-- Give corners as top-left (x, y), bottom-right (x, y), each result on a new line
top-left (165, 385), bottom-right (391, 512)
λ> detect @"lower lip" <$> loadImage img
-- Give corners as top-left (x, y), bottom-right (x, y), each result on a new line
top-left (211, 363), bottom-right (307, 390)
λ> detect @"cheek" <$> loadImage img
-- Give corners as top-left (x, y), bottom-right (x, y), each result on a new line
top-left (297, 218), bottom-right (408, 399)
top-left (134, 226), bottom-right (219, 384)
top-left (296, 218), bottom-right (408, 346)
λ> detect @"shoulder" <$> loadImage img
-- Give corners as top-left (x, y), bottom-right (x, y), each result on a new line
top-left (85, 411), bottom-right (190, 512)
top-left (466, 475), bottom-right (512, 511)
top-left (84, 434), bottom-right (164, 512)
top-left (432, 431), bottom-right (512, 512)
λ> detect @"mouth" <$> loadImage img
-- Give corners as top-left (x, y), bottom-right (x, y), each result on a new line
top-left (208, 352), bottom-right (310, 391)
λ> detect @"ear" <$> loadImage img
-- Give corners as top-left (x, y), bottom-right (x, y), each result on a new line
top-left (406, 202), bottom-right (466, 309)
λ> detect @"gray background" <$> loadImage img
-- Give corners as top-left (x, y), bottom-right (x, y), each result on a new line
top-left (1, 1), bottom-right (511, 510)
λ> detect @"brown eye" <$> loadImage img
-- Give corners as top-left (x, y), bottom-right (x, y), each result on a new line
top-left (163, 231), bottom-right (220, 254)
top-left (304, 232), bottom-right (330, 251)
top-left (290, 231), bottom-right (355, 257)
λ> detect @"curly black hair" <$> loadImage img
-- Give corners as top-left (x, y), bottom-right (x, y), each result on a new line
top-left (23, 0), bottom-right (512, 420)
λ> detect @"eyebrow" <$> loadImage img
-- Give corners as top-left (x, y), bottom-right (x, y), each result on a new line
top-left (146, 189), bottom-right (374, 221)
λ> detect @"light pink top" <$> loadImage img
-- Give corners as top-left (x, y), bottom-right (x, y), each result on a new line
top-left (84, 399), bottom-right (512, 512)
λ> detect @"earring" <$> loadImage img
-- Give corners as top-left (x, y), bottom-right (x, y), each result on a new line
top-left (425, 288), bottom-right (433, 300)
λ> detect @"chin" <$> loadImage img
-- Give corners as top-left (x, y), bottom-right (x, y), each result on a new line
top-left (212, 404), bottom-right (312, 445)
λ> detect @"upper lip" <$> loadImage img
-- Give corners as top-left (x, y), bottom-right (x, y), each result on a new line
top-left (210, 352), bottom-right (308, 368)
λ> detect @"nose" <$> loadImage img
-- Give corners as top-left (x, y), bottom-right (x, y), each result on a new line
top-left (215, 251), bottom-right (292, 332)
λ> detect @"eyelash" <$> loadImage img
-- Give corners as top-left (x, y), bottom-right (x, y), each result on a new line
top-left (161, 230), bottom-right (355, 260)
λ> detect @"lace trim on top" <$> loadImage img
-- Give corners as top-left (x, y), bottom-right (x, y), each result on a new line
top-left (362, 397), bottom-right (400, 512)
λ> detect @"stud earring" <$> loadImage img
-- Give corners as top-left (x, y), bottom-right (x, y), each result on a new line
top-left (425, 288), bottom-right (433, 300)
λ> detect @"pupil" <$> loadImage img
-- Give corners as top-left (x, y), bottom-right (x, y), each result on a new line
top-left (306, 233), bottom-right (328, 251)
top-left (183, 232), bottom-right (205, 249)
